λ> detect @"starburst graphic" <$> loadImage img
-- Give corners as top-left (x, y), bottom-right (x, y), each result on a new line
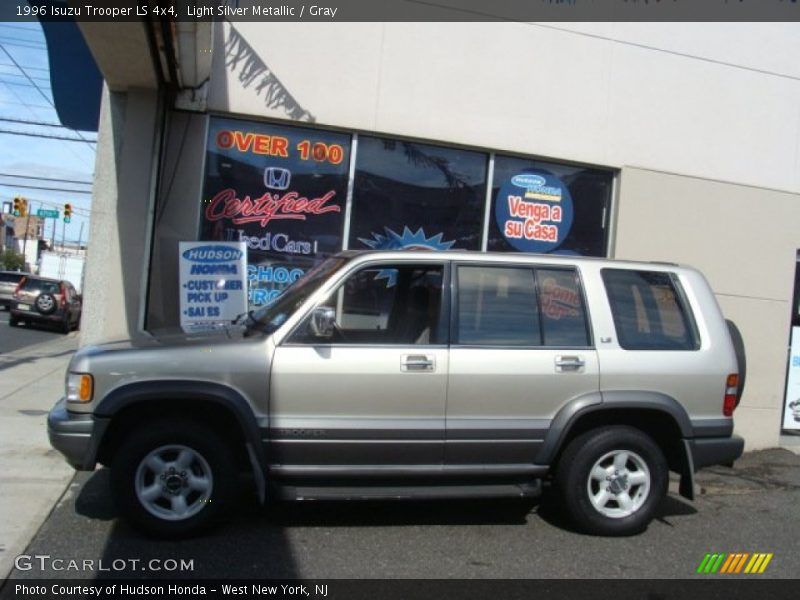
top-left (359, 226), bottom-right (456, 252)
top-left (358, 226), bottom-right (456, 286)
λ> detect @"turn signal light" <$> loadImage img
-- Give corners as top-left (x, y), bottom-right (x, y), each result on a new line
top-left (67, 373), bottom-right (93, 403)
top-left (723, 374), bottom-right (739, 417)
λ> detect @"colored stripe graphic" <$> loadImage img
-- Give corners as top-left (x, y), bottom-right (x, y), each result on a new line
top-left (697, 552), bottom-right (772, 574)
top-left (734, 553), bottom-right (749, 573)
top-left (758, 554), bottom-right (773, 573)
top-left (720, 554), bottom-right (736, 573)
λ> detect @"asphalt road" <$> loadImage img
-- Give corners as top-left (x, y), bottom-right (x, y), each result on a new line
top-left (0, 309), bottom-right (68, 354)
top-left (6, 449), bottom-right (800, 580)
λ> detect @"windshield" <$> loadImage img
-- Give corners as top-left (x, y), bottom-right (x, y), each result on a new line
top-left (245, 256), bottom-right (350, 334)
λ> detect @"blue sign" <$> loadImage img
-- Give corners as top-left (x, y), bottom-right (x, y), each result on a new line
top-left (495, 169), bottom-right (573, 253)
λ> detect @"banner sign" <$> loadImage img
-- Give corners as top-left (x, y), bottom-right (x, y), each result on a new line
top-left (783, 326), bottom-right (800, 431)
top-left (200, 117), bottom-right (350, 307)
top-left (178, 242), bottom-right (247, 333)
top-left (495, 168), bottom-right (573, 253)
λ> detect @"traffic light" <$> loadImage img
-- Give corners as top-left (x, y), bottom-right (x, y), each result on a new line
top-left (19, 198), bottom-right (27, 217)
top-left (64, 203), bottom-right (72, 223)
top-left (12, 196), bottom-right (20, 216)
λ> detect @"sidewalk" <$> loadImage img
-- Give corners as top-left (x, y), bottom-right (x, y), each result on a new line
top-left (0, 333), bottom-right (79, 580)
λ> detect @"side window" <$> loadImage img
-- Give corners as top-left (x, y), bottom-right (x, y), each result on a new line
top-left (457, 266), bottom-right (540, 345)
top-left (290, 263), bottom-right (444, 345)
top-left (537, 269), bottom-right (591, 347)
top-left (602, 269), bottom-right (699, 351)
top-left (456, 265), bottom-right (590, 347)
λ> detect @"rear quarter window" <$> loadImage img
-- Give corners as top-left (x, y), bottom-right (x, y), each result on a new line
top-left (602, 269), bottom-right (699, 351)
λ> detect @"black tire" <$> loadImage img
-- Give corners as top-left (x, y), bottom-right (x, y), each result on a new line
top-left (556, 426), bottom-right (668, 536)
top-left (35, 293), bottom-right (57, 315)
top-left (9, 316), bottom-right (18, 327)
top-left (61, 313), bottom-right (71, 334)
top-left (110, 419), bottom-right (239, 538)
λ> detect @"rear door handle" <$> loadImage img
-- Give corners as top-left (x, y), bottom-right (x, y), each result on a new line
top-left (555, 355), bottom-right (585, 372)
top-left (401, 354), bottom-right (435, 372)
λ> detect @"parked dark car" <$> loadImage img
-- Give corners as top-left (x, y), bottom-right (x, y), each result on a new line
top-left (0, 270), bottom-right (28, 310)
top-left (9, 275), bottom-right (82, 333)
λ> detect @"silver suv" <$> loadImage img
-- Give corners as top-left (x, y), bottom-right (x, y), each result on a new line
top-left (48, 251), bottom-right (745, 537)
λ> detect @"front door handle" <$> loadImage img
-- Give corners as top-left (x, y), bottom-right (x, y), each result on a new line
top-left (555, 355), bottom-right (585, 372)
top-left (401, 354), bottom-right (435, 372)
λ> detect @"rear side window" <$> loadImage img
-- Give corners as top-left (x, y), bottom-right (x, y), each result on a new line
top-left (456, 265), bottom-right (590, 347)
top-left (0, 273), bottom-right (22, 284)
top-left (602, 269), bottom-right (699, 351)
top-left (23, 279), bottom-right (60, 294)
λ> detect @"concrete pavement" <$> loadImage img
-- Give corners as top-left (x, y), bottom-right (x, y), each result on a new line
top-left (0, 332), bottom-right (79, 579)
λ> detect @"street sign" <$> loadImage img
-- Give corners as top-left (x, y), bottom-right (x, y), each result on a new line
top-left (37, 209), bottom-right (60, 218)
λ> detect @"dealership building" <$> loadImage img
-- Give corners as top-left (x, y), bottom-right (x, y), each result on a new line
top-left (49, 18), bottom-right (800, 450)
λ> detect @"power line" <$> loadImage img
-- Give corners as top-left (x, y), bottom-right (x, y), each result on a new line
top-left (0, 35), bottom-right (45, 47)
top-left (0, 38), bottom-right (96, 170)
top-left (0, 43), bottom-right (53, 105)
top-left (0, 24), bottom-right (43, 33)
top-left (0, 99), bottom-right (53, 109)
top-left (0, 80), bottom-right (52, 90)
top-left (0, 128), bottom-right (97, 143)
top-left (0, 172), bottom-right (92, 185)
top-left (0, 181), bottom-right (92, 193)
top-left (0, 116), bottom-right (94, 134)
top-left (0, 69), bottom-right (51, 81)
top-left (0, 41), bottom-right (48, 51)
top-left (0, 42), bottom-right (97, 153)
top-left (0, 62), bottom-right (49, 71)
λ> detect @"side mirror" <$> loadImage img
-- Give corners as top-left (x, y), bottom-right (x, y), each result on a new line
top-left (309, 306), bottom-right (336, 338)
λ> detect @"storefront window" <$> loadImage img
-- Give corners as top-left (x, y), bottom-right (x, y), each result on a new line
top-left (200, 117), bottom-right (351, 307)
top-left (197, 117), bottom-right (614, 311)
top-left (349, 136), bottom-right (487, 252)
top-left (488, 156), bottom-right (613, 256)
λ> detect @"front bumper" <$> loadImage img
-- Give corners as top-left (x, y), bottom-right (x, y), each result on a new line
top-left (47, 398), bottom-right (105, 470)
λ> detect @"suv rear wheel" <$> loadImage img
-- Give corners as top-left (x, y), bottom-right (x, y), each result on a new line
top-left (110, 419), bottom-right (238, 537)
top-left (556, 425), bottom-right (668, 536)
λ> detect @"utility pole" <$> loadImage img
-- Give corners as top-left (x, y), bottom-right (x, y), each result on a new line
top-left (21, 201), bottom-right (33, 270)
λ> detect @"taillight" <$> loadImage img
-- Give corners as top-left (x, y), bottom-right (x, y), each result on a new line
top-left (58, 283), bottom-right (67, 305)
top-left (13, 276), bottom-right (26, 298)
top-left (723, 373), bottom-right (739, 417)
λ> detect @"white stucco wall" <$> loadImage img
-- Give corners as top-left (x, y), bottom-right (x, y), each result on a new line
top-left (208, 22), bottom-right (800, 194)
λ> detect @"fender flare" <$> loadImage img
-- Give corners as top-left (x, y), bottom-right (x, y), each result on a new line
top-left (95, 380), bottom-right (268, 502)
top-left (535, 390), bottom-right (695, 499)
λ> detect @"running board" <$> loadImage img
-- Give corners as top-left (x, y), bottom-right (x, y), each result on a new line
top-left (271, 481), bottom-right (542, 501)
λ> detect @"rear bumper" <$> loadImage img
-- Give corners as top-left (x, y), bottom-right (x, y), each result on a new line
top-left (47, 398), bottom-right (105, 470)
top-left (690, 434), bottom-right (745, 470)
top-left (11, 306), bottom-right (67, 322)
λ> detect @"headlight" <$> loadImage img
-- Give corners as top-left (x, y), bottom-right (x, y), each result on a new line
top-left (66, 372), bottom-right (93, 403)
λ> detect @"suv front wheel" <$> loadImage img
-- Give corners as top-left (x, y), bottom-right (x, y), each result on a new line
top-left (110, 419), bottom-right (238, 537)
top-left (556, 426), bottom-right (668, 536)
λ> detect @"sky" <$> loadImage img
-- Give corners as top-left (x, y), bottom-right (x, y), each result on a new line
top-left (0, 21), bottom-right (95, 247)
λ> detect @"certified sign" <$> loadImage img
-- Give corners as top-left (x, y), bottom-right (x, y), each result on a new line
top-left (178, 242), bottom-right (247, 333)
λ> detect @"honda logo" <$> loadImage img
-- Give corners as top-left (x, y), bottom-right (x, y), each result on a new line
top-left (264, 167), bottom-right (291, 190)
